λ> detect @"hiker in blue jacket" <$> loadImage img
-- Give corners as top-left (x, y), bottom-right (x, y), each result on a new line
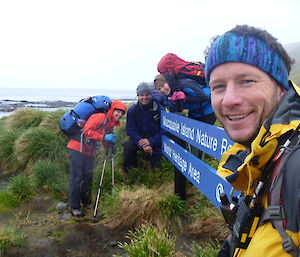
top-left (154, 73), bottom-right (216, 124)
top-left (123, 82), bottom-right (163, 174)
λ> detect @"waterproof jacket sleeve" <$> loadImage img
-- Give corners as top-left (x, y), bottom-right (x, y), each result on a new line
top-left (83, 113), bottom-right (107, 141)
top-left (147, 129), bottom-right (162, 147)
top-left (177, 79), bottom-right (209, 103)
top-left (126, 105), bottom-right (143, 148)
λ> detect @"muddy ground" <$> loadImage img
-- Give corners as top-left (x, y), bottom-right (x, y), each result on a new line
top-left (1, 193), bottom-right (224, 257)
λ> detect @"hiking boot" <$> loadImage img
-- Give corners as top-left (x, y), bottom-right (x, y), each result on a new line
top-left (70, 208), bottom-right (85, 217)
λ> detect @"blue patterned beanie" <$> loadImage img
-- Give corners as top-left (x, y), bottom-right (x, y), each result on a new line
top-left (205, 33), bottom-right (290, 90)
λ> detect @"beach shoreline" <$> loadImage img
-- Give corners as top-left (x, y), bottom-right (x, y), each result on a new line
top-left (0, 98), bottom-right (136, 119)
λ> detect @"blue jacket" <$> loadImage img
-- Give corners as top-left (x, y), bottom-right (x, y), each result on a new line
top-left (162, 74), bottom-right (214, 119)
top-left (126, 99), bottom-right (162, 152)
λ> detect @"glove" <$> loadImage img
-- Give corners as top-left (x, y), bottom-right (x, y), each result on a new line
top-left (103, 133), bottom-right (116, 144)
top-left (171, 91), bottom-right (186, 101)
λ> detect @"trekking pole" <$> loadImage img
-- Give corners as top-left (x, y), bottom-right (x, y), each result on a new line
top-left (92, 148), bottom-right (109, 222)
top-left (111, 144), bottom-right (115, 195)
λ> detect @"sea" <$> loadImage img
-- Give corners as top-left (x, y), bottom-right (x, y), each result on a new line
top-left (0, 87), bottom-right (137, 119)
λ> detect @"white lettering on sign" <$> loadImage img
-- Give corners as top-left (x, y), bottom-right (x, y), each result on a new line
top-left (195, 129), bottom-right (218, 152)
top-left (163, 142), bottom-right (172, 158)
top-left (220, 138), bottom-right (233, 155)
top-left (180, 123), bottom-right (195, 140)
top-left (162, 116), bottom-right (180, 133)
top-left (188, 162), bottom-right (200, 184)
top-left (172, 150), bottom-right (187, 172)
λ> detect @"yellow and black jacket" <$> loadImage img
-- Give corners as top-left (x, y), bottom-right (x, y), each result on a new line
top-left (218, 81), bottom-right (300, 257)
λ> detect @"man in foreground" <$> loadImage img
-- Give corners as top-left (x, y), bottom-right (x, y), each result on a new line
top-left (205, 24), bottom-right (300, 256)
top-left (123, 82), bottom-right (162, 174)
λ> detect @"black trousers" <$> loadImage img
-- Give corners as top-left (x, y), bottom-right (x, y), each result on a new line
top-left (69, 150), bottom-right (94, 209)
top-left (123, 139), bottom-right (162, 173)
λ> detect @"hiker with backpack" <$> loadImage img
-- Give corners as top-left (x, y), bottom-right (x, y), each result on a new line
top-left (67, 99), bottom-right (127, 217)
top-left (205, 25), bottom-right (300, 257)
top-left (153, 73), bottom-right (216, 125)
top-left (122, 82), bottom-right (163, 174)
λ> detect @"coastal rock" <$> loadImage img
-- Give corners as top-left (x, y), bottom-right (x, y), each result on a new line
top-left (0, 99), bottom-right (75, 113)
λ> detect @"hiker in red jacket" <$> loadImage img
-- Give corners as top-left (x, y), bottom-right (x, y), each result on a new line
top-left (67, 100), bottom-right (127, 217)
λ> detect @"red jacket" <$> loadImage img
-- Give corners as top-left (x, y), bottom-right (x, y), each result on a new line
top-left (67, 100), bottom-right (126, 156)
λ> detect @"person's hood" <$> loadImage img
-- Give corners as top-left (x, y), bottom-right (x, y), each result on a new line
top-left (217, 81), bottom-right (300, 194)
top-left (157, 53), bottom-right (186, 74)
top-left (107, 99), bottom-right (127, 125)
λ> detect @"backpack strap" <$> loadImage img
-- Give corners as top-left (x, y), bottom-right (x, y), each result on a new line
top-left (260, 135), bottom-right (300, 257)
top-left (80, 113), bottom-right (109, 153)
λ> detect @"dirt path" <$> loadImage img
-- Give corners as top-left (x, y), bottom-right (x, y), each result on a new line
top-left (1, 195), bottom-right (128, 257)
top-left (1, 192), bottom-right (226, 256)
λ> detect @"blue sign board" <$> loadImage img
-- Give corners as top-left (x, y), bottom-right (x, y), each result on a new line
top-left (162, 135), bottom-right (236, 208)
top-left (160, 110), bottom-right (234, 160)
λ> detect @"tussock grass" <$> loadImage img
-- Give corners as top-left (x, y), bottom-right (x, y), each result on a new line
top-left (0, 225), bottom-right (26, 257)
top-left (159, 194), bottom-right (186, 233)
top-left (191, 240), bottom-right (221, 257)
top-left (102, 183), bottom-right (185, 232)
top-left (188, 192), bottom-right (216, 219)
top-left (30, 159), bottom-right (67, 197)
top-left (0, 190), bottom-right (20, 209)
top-left (8, 173), bottom-right (35, 201)
top-left (4, 108), bottom-right (45, 130)
top-left (102, 186), bottom-right (162, 229)
top-left (118, 223), bottom-right (177, 257)
top-left (186, 191), bottom-right (229, 241)
top-left (13, 127), bottom-right (67, 169)
top-left (186, 213), bottom-right (230, 241)
top-left (0, 129), bottom-right (22, 173)
top-left (39, 109), bottom-right (67, 136)
top-left (124, 158), bottom-right (174, 187)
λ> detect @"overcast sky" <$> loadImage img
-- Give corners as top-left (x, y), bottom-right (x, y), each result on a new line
top-left (0, 0), bottom-right (299, 91)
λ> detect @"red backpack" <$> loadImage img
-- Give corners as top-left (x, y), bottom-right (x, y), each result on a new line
top-left (157, 53), bottom-right (206, 85)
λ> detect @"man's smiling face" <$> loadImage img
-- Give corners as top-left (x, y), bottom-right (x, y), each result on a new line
top-left (209, 62), bottom-right (285, 146)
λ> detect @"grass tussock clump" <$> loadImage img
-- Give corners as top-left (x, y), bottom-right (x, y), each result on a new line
top-left (191, 240), bottom-right (221, 257)
top-left (118, 223), bottom-right (178, 257)
top-left (158, 194), bottom-right (186, 232)
top-left (39, 109), bottom-right (67, 136)
top-left (14, 127), bottom-right (67, 169)
top-left (0, 129), bottom-right (22, 173)
top-left (0, 225), bottom-right (26, 257)
top-left (186, 213), bottom-right (230, 241)
top-left (8, 173), bottom-right (35, 201)
top-left (0, 190), bottom-right (20, 209)
top-left (186, 192), bottom-right (230, 241)
top-left (4, 108), bottom-right (45, 130)
top-left (102, 186), bottom-right (161, 229)
top-left (124, 158), bottom-right (174, 187)
top-left (102, 183), bottom-right (185, 232)
top-left (30, 159), bottom-right (67, 197)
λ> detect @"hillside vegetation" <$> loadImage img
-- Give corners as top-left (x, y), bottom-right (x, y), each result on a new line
top-left (0, 108), bottom-right (226, 257)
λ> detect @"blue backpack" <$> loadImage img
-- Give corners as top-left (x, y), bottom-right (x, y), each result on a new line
top-left (60, 95), bottom-right (112, 139)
